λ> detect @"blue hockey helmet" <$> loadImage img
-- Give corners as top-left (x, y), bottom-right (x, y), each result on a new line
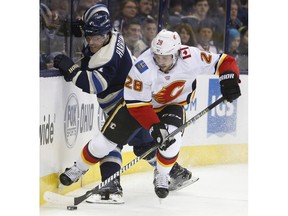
top-left (83, 4), bottom-right (112, 37)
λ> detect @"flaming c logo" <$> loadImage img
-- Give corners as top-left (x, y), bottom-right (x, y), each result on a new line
top-left (153, 81), bottom-right (186, 104)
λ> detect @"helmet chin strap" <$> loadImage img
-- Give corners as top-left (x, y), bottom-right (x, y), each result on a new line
top-left (167, 54), bottom-right (180, 72)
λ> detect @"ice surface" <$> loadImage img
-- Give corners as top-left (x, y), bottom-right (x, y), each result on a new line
top-left (40, 164), bottom-right (248, 216)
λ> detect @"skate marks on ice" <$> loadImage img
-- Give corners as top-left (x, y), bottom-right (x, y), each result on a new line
top-left (40, 164), bottom-right (248, 216)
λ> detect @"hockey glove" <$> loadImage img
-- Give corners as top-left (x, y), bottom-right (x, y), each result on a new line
top-left (149, 122), bottom-right (176, 151)
top-left (219, 71), bottom-right (241, 103)
top-left (53, 54), bottom-right (80, 82)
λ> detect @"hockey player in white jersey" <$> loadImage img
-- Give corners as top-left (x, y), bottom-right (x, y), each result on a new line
top-left (54, 27), bottom-right (240, 200)
top-left (124, 29), bottom-right (241, 198)
top-left (53, 4), bottom-right (195, 203)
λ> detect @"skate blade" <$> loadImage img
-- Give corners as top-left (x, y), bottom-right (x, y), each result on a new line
top-left (86, 194), bottom-right (124, 204)
top-left (170, 176), bottom-right (200, 192)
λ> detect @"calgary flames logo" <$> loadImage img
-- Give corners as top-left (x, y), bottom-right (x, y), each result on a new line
top-left (153, 81), bottom-right (186, 104)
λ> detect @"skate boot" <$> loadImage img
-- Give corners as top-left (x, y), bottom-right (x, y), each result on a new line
top-left (153, 169), bottom-right (170, 199)
top-left (86, 178), bottom-right (124, 204)
top-left (169, 162), bottom-right (198, 191)
top-left (59, 162), bottom-right (87, 186)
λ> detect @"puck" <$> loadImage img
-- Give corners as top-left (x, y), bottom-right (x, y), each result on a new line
top-left (67, 205), bottom-right (77, 210)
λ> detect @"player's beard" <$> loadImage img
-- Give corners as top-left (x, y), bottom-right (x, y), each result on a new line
top-left (159, 64), bottom-right (172, 73)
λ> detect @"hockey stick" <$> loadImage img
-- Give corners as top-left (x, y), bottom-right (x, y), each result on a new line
top-left (44, 96), bottom-right (225, 206)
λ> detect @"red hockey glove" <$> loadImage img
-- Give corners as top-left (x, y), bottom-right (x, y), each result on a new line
top-left (149, 122), bottom-right (176, 151)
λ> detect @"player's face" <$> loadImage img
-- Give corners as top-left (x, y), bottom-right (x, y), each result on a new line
top-left (154, 54), bottom-right (173, 73)
top-left (85, 34), bottom-right (107, 53)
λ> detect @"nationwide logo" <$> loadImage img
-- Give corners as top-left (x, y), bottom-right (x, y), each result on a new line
top-left (39, 113), bottom-right (55, 146)
top-left (64, 93), bottom-right (80, 148)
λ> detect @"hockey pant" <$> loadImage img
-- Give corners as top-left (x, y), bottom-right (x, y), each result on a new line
top-left (76, 99), bottom-right (185, 177)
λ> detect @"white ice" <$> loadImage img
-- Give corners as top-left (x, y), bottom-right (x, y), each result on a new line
top-left (40, 163), bottom-right (247, 216)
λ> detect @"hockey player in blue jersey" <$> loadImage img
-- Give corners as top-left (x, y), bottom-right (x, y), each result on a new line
top-left (53, 4), bottom-right (194, 203)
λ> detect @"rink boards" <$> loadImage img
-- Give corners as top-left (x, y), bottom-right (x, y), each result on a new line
top-left (39, 74), bottom-right (248, 205)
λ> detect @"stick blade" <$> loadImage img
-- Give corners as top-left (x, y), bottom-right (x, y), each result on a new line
top-left (44, 191), bottom-right (75, 206)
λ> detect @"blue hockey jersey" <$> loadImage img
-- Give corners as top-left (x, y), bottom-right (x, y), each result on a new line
top-left (72, 30), bottom-right (134, 113)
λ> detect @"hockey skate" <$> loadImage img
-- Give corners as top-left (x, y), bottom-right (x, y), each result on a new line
top-left (153, 169), bottom-right (170, 199)
top-left (59, 162), bottom-right (87, 186)
top-left (169, 162), bottom-right (199, 191)
top-left (86, 178), bottom-right (124, 204)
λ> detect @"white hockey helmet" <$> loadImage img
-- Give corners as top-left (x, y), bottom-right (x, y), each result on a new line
top-left (151, 29), bottom-right (181, 66)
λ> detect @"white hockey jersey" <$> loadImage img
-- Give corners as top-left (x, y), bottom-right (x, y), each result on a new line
top-left (124, 45), bottom-right (239, 129)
